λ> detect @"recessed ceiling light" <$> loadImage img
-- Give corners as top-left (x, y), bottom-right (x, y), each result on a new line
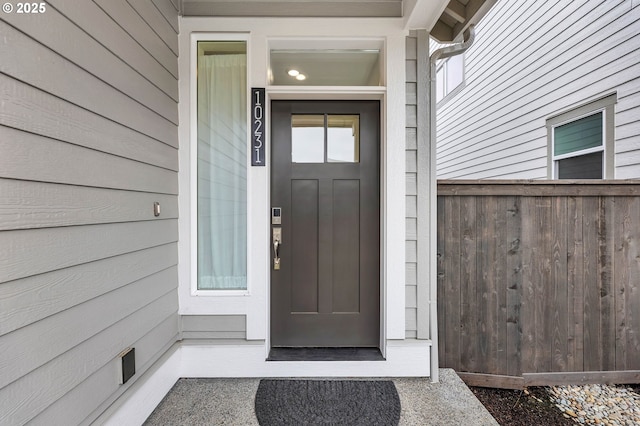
top-left (287, 69), bottom-right (300, 77)
top-left (295, 74), bottom-right (306, 81)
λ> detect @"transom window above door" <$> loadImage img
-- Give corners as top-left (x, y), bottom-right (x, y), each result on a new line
top-left (268, 39), bottom-right (384, 86)
top-left (292, 114), bottom-right (360, 163)
top-left (270, 50), bottom-right (381, 86)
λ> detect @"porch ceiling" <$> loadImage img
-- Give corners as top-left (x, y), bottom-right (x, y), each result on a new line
top-left (179, 0), bottom-right (495, 41)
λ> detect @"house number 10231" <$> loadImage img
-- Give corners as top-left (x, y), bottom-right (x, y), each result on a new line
top-left (251, 88), bottom-right (266, 166)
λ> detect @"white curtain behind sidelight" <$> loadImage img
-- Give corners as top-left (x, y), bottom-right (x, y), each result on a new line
top-left (197, 53), bottom-right (247, 290)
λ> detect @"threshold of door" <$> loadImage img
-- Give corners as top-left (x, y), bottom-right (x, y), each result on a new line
top-left (267, 347), bottom-right (384, 361)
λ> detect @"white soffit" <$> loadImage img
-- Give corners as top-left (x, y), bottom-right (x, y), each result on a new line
top-left (403, 0), bottom-right (450, 30)
top-left (181, 0), bottom-right (403, 17)
top-left (179, 0), bottom-right (496, 43)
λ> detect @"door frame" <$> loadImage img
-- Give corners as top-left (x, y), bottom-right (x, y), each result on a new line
top-left (266, 90), bottom-right (389, 355)
top-left (178, 24), bottom-right (409, 352)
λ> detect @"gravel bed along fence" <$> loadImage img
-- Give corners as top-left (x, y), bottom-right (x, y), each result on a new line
top-left (548, 384), bottom-right (640, 425)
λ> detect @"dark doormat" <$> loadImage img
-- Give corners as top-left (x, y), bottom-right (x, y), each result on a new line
top-left (254, 379), bottom-right (401, 426)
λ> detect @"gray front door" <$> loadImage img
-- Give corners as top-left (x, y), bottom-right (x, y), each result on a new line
top-left (270, 100), bottom-right (380, 347)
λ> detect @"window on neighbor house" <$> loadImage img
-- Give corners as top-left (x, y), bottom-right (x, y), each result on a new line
top-left (436, 53), bottom-right (464, 103)
top-left (553, 113), bottom-right (604, 179)
top-left (547, 94), bottom-right (616, 179)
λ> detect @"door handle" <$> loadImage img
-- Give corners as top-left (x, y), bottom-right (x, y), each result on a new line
top-left (273, 239), bottom-right (280, 258)
top-left (273, 227), bottom-right (282, 270)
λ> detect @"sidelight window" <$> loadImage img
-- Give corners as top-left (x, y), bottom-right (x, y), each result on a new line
top-left (196, 40), bottom-right (248, 290)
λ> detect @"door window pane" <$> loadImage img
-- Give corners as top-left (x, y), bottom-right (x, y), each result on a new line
top-left (327, 115), bottom-right (359, 163)
top-left (292, 115), bottom-right (325, 163)
top-left (197, 41), bottom-right (247, 290)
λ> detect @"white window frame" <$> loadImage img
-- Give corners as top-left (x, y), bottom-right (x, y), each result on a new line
top-left (190, 32), bottom-right (252, 297)
top-left (546, 94), bottom-right (616, 179)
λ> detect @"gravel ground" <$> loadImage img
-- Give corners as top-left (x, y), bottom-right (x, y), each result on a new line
top-left (470, 384), bottom-right (640, 426)
top-left (549, 384), bottom-right (640, 425)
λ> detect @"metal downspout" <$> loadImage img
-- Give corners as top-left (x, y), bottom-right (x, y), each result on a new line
top-left (428, 26), bottom-right (475, 383)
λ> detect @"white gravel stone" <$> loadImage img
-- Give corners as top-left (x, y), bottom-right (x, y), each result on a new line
top-left (547, 384), bottom-right (640, 426)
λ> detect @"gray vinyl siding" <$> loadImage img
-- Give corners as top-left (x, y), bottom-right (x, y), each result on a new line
top-left (0, 1), bottom-right (179, 425)
top-left (436, 0), bottom-right (640, 179)
top-left (181, 315), bottom-right (247, 340)
top-left (406, 30), bottom-right (432, 340)
top-left (405, 33), bottom-right (418, 339)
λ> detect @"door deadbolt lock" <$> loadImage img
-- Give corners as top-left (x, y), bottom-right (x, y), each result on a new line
top-left (273, 227), bottom-right (282, 270)
top-left (272, 207), bottom-right (282, 225)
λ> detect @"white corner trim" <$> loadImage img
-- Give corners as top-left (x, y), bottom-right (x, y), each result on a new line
top-left (101, 340), bottom-right (431, 424)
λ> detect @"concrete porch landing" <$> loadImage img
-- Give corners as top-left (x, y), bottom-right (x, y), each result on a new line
top-left (143, 369), bottom-right (498, 425)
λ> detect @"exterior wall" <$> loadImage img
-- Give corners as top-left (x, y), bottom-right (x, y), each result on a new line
top-left (181, 315), bottom-right (247, 340)
top-left (0, 1), bottom-right (180, 424)
top-left (405, 30), bottom-right (433, 342)
top-left (405, 32), bottom-right (419, 339)
top-left (436, 0), bottom-right (640, 179)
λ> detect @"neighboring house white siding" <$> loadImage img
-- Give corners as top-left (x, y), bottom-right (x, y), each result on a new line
top-left (436, 0), bottom-right (640, 179)
top-left (0, 0), bottom-right (180, 424)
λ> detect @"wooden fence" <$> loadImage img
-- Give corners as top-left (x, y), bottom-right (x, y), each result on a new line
top-left (437, 180), bottom-right (640, 389)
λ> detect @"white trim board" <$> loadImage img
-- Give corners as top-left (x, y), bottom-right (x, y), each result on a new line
top-left (181, 340), bottom-right (431, 378)
top-left (100, 340), bottom-right (431, 425)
